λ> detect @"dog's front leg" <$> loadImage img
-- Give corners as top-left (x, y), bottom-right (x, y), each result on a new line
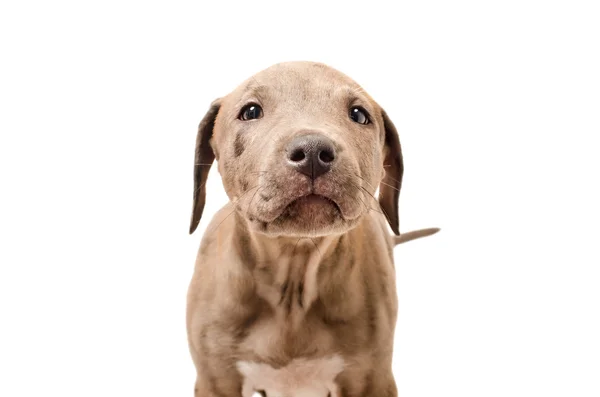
top-left (369, 376), bottom-right (398, 397)
top-left (193, 374), bottom-right (239, 397)
top-left (193, 376), bottom-right (217, 397)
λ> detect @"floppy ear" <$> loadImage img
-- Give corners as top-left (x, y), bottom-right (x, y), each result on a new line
top-left (378, 109), bottom-right (404, 235)
top-left (189, 99), bottom-right (221, 234)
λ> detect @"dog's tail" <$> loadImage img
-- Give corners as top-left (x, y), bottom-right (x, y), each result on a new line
top-left (394, 228), bottom-right (440, 245)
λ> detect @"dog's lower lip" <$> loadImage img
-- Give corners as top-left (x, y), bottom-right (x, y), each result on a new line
top-left (250, 193), bottom-right (344, 225)
top-left (290, 194), bottom-right (341, 212)
top-left (301, 194), bottom-right (332, 204)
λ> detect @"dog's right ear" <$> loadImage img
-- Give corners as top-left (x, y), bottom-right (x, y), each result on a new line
top-left (189, 99), bottom-right (221, 234)
top-left (378, 109), bottom-right (404, 235)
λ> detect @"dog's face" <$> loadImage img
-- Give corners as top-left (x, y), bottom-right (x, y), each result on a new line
top-left (190, 62), bottom-right (403, 237)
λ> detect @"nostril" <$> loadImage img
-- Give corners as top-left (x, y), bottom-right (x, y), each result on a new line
top-left (318, 149), bottom-right (335, 163)
top-left (289, 149), bottom-right (306, 162)
top-left (285, 133), bottom-right (335, 179)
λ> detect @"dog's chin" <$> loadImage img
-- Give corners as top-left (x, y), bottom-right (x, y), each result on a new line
top-left (248, 194), bottom-right (360, 237)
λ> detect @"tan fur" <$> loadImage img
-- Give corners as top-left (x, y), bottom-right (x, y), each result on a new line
top-left (394, 228), bottom-right (440, 245)
top-left (187, 62), bottom-right (438, 397)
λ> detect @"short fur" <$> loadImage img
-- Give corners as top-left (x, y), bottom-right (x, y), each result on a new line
top-left (187, 62), bottom-right (438, 397)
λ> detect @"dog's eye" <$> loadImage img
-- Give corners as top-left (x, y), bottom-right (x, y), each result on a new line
top-left (239, 104), bottom-right (264, 121)
top-left (349, 107), bottom-right (370, 125)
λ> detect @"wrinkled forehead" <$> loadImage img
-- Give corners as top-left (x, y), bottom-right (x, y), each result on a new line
top-left (224, 62), bottom-right (375, 112)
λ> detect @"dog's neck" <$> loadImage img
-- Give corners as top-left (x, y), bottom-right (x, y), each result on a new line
top-left (232, 212), bottom-right (356, 322)
top-left (233, 211), bottom-right (343, 266)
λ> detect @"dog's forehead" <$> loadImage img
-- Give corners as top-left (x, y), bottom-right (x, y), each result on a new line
top-left (227, 62), bottom-right (364, 104)
top-left (256, 61), bottom-right (357, 86)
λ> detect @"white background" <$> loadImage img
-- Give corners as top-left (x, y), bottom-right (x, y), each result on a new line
top-left (1, 0), bottom-right (599, 396)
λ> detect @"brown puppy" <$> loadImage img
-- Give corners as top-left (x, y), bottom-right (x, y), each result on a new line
top-left (187, 62), bottom-right (438, 397)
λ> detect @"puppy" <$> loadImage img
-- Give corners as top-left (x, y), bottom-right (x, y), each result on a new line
top-left (187, 61), bottom-right (438, 397)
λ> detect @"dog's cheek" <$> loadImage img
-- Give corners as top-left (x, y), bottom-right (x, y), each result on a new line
top-left (233, 132), bottom-right (246, 158)
top-left (234, 162), bottom-right (263, 207)
top-left (218, 156), bottom-right (240, 200)
top-left (237, 177), bottom-right (249, 193)
top-left (358, 142), bottom-right (382, 192)
top-left (209, 137), bottom-right (220, 161)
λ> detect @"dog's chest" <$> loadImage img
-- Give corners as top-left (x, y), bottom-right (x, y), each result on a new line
top-left (239, 243), bottom-right (372, 361)
top-left (237, 355), bottom-right (345, 397)
top-left (239, 303), bottom-right (338, 361)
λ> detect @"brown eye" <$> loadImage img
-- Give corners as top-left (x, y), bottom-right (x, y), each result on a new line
top-left (349, 107), bottom-right (370, 125)
top-left (239, 104), bottom-right (264, 121)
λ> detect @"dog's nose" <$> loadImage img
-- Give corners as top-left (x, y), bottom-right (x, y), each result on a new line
top-left (286, 133), bottom-right (336, 180)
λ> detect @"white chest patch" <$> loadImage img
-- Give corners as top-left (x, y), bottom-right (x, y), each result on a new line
top-left (237, 355), bottom-right (345, 397)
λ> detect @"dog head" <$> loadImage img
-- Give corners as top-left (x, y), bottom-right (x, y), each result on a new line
top-left (190, 62), bottom-right (403, 237)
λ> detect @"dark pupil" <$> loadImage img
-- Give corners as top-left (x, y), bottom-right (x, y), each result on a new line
top-left (351, 108), bottom-right (367, 124)
top-left (245, 106), bottom-right (260, 119)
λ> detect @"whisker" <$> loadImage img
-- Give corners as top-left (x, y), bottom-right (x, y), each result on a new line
top-left (354, 172), bottom-right (401, 192)
top-left (246, 186), bottom-right (264, 217)
top-left (245, 171), bottom-right (270, 175)
top-left (354, 194), bottom-right (369, 212)
top-left (348, 181), bottom-right (384, 215)
top-left (355, 183), bottom-right (391, 220)
top-left (309, 238), bottom-right (323, 258)
top-left (379, 180), bottom-right (400, 192)
top-left (292, 238), bottom-right (304, 257)
top-left (192, 179), bottom-right (208, 196)
top-left (383, 174), bottom-right (403, 186)
top-left (352, 86), bottom-right (366, 95)
top-left (213, 208), bottom-right (237, 233)
top-left (235, 184), bottom-right (261, 202)
top-left (353, 174), bottom-right (376, 190)
top-left (351, 189), bottom-right (373, 213)
top-left (214, 185), bottom-right (260, 232)
top-left (379, 166), bottom-right (403, 185)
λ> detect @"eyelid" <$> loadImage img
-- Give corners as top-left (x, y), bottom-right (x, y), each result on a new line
top-left (240, 101), bottom-right (261, 110)
top-left (352, 105), bottom-right (370, 115)
top-left (237, 102), bottom-right (262, 119)
top-left (238, 94), bottom-right (264, 109)
top-left (348, 97), bottom-right (374, 118)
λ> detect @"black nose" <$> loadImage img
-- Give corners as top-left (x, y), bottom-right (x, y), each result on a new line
top-left (286, 133), bottom-right (336, 180)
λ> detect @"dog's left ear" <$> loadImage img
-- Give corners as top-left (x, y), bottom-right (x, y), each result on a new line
top-left (189, 99), bottom-right (221, 234)
top-left (378, 109), bottom-right (404, 235)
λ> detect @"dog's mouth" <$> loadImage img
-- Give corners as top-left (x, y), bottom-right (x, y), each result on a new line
top-left (266, 192), bottom-right (342, 225)
top-left (283, 194), bottom-right (341, 217)
top-left (243, 172), bottom-right (365, 236)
